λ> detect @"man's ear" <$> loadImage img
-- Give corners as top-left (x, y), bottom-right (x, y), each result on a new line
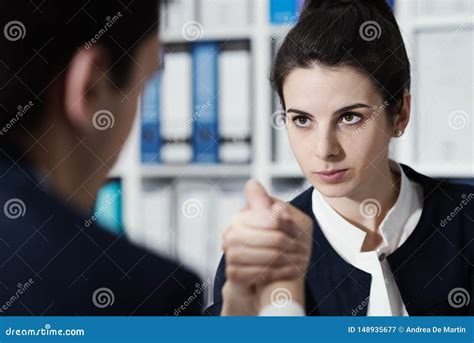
top-left (63, 46), bottom-right (111, 133)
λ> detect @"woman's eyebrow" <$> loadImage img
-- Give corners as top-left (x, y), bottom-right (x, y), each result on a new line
top-left (286, 103), bottom-right (371, 117)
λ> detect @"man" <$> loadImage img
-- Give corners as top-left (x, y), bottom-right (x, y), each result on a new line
top-left (0, 0), bottom-right (313, 316)
top-left (0, 0), bottom-right (203, 315)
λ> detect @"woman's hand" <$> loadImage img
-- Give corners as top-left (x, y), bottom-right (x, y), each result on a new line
top-left (220, 180), bottom-right (314, 315)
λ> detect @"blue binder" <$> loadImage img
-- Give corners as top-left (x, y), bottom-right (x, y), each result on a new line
top-left (191, 42), bottom-right (219, 164)
top-left (270, 0), bottom-right (298, 25)
top-left (140, 72), bottom-right (162, 163)
top-left (94, 179), bottom-right (123, 236)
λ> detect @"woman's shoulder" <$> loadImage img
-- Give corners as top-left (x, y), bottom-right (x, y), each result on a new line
top-left (289, 186), bottom-right (314, 215)
top-left (433, 180), bottom-right (474, 215)
top-left (402, 163), bottom-right (474, 205)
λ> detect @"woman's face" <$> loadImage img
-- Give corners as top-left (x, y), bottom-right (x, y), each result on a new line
top-left (283, 64), bottom-right (395, 198)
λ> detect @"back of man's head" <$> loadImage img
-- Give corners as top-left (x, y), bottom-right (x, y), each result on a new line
top-left (0, 0), bottom-right (160, 138)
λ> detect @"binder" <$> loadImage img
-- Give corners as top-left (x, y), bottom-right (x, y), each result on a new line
top-left (191, 42), bottom-right (220, 164)
top-left (199, 0), bottom-right (250, 28)
top-left (175, 181), bottom-right (212, 279)
top-left (415, 0), bottom-right (472, 17)
top-left (212, 182), bottom-right (245, 271)
top-left (297, 0), bottom-right (305, 14)
top-left (218, 46), bottom-right (252, 164)
top-left (164, 0), bottom-right (197, 32)
top-left (269, 0), bottom-right (298, 25)
top-left (94, 179), bottom-right (123, 235)
top-left (141, 181), bottom-right (174, 257)
top-left (140, 72), bottom-right (162, 164)
top-left (161, 50), bottom-right (193, 164)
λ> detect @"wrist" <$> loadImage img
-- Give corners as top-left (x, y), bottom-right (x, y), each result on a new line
top-left (258, 278), bottom-right (305, 311)
top-left (221, 281), bottom-right (258, 316)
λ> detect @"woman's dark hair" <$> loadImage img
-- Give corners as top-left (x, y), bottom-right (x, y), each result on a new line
top-left (270, 0), bottom-right (410, 121)
top-left (0, 0), bottom-right (161, 133)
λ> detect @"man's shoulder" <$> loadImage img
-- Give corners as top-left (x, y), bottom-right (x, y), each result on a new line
top-left (0, 186), bottom-right (202, 315)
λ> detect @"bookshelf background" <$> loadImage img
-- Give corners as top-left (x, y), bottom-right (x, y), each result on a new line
top-left (102, 0), bottom-right (473, 306)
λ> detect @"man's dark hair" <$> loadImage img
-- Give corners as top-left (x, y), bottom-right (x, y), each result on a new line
top-left (0, 0), bottom-right (161, 134)
top-left (270, 0), bottom-right (410, 119)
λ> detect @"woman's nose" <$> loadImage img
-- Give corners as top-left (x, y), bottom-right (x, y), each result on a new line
top-left (312, 127), bottom-right (341, 160)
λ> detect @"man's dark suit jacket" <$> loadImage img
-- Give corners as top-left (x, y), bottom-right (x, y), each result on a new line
top-left (0, 138), bottom-right (202, 315)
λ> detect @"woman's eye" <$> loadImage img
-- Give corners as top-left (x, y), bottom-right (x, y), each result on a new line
top-left (293, 116), bottom-right (311, 128)
top-left (340, 112), bottom-right (362, 125)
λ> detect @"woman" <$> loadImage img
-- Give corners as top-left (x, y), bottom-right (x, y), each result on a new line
top-left (206, 0), bottom-right (474, 316)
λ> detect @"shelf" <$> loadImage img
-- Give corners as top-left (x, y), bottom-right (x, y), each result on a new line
top-left (108, 164), bottom-right (124, 179)
top-left (140, 164), bottom-right (252, 178)
top-left (411, 164), bottom-right (474, 179)
top-left (270, 163), bottom-right (305, 178)
top-left (414, 15), bottom-right (473, 30)
top-left (162, 28), bottom-right (253, 44)
top-left (267, 25), bottom-right (294, 40)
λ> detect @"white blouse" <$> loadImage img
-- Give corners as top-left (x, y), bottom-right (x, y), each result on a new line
top-left (311, 159), bottom-right (424, 316)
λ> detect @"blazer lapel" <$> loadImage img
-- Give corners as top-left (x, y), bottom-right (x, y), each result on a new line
top-left (291, 187), bottom-right (372, 316)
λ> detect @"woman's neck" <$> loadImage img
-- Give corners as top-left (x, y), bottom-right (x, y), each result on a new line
top-left (323, 162), bottom-right (401, 251)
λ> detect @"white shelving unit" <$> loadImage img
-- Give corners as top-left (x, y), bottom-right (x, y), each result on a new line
top-left (393, 0), bottom-right (473, 178)
top-left (109, 0), bottom-right (473, 234)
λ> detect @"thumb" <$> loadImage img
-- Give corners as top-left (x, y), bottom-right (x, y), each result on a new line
top-left (245, 179), bottom-right (273, 210)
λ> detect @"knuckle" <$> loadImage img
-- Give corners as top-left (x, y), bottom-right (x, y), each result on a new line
top-left (226, 250), bottom-right (238, 264)
top-left (262, 268), bottom-right (274, 281)
top-left (271, 251), bottom-right (284, 265)
top-left (275, 233), bottom-right (287, 249)
top-left (225, 250), bottom-right (233, 263)
top-left (226, 266), bottom-right (238, 281)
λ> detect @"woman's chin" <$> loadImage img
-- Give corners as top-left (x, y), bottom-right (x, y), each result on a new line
top-left (310, 176), bottom-right (357, 199)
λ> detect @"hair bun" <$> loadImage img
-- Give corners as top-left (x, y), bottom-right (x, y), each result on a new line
top-left (300, 0), bottom-right (393, 21)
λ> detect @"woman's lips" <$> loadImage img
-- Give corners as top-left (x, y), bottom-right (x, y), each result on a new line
top-left (314, 169), bottom-right (348, 183)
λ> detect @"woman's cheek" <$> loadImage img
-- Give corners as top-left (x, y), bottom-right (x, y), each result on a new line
top-left (288, 131), bottom-right (310, 167)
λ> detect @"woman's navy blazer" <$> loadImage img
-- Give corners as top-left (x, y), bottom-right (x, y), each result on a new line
top-left (206, 164), bottom-right (474, 316)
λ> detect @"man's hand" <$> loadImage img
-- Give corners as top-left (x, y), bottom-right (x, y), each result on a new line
top-left (220, 180), bottom-right (313, 315)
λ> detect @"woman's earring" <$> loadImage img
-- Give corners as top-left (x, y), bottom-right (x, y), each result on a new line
top-left (394, 129), bottom-right (403, 137)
